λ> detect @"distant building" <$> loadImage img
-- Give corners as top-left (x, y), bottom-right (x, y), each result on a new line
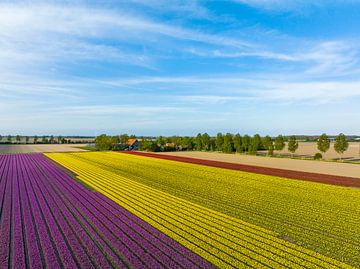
top-left (127, 138), bottom-right (140, 150)
top-left (165, 142), bottom-right (175, 147)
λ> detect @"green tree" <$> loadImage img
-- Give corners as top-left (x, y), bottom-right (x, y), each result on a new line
top-left (209, 138), bottom-right (216, 151)
top-left (156, 136), bottom-right (166, 147)
top-left (95, 134), bottom-right (114, 150)
top-left (288, 136), bottom-right (299, 157)
top-left (49, 135), bottom-right (55, 144)
top-left (25, 136), bottom-right (29, 144)
top-left (274, 135), bottom-right (285, 152)
top-left (317, 133), bottom-right (330, 157)
top-left (201, 133), bottom-right (211, 151)
top-left (140, 138), bottom-right (152, 151)
top-left (242, 135), bottom-right (251, 153)
top-left (0, 135), bottom-right (2, 142)
top-left (215, 133), bottom-right (224, 151)
top-left (58, 136), bottom-right (63, 144)
top-left (180, 136), bottom-right (194, 150)
top-left (233, 133), bottom-right (242, 153)
top-left (249, 134), bottom-right (261, 154)
top-left (263, 136), bottom-right (274, 155)
top-left (42, 136), bottom-right (47, 143)
top-left (195, 133), bottom-right (203, 151)
top-left (34, 135), bottom-right (38, 144)
top-left (223, 133), bottom-right (234, 153)
top-left (171, 136), bottom-right (182, 146)
top-left (7, 135), bottom-right (11, 143)
top-left (119, 134), bottom-right (130, 144)
top-left (16, 135), bottom-right (21, 144)
top-left (334, 133), bottom-right (349, 161)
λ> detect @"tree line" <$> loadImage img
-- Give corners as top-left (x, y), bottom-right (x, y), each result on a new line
top-left (139, 133), bottom-right (350, 159)
top-left (0, 135), bottom-right (81, 144)
top-left (94, 134), bottom-right (136, 150)
top-left (141, 133), bottom-right (289, 154)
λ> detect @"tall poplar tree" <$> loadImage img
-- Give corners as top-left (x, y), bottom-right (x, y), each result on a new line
top-left (317, 133), bottom-right (330, 158)
top-left (288, 136), bottom-right (299, 157)
top-left (334, 133), bottom-right (349, 161)
top-left (233, 133), bottom-right (242, 153)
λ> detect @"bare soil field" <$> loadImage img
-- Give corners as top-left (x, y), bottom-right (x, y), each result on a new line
top-left (270, 141), bottom-right (360, 161)
top-left (138, 150), bottom-right (360, 181)
top-left (0, 144), bottom-right (88, 153)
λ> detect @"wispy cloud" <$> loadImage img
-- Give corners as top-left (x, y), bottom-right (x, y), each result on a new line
top-left (1, 1), bottom-right (360, 134)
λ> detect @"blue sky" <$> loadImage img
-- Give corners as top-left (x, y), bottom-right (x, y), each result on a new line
top-left (1, 0), bottom-right (360, 136)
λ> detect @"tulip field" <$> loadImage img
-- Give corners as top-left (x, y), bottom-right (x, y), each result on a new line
top-left (45, 151), bottom-right (359, 268)
top-left (0, 154), bottom-right (212, 269)
top-left (1, 151), bottom-right (359, 268)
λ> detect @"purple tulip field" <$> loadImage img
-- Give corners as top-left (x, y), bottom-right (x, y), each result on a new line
top-left (0, 153), bottom-right (213, 269)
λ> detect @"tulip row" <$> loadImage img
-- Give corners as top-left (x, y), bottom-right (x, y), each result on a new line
top-left (67, 151), bottom-right (360, 267)
top-left (0, 153), bottom-right (213, 269)
top-left (46, 152), bottom-right (354, 268)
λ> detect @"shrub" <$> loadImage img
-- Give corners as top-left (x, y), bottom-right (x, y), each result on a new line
top-left (314, 153), bottom-right (322, 160)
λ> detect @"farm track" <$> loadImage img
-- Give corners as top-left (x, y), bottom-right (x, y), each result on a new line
top-left (0, 154), bottom-right (213, 269)
top-left (47, 152), bottom-right (354, 269)
top-left (125, 151), bottom-right (360, 188)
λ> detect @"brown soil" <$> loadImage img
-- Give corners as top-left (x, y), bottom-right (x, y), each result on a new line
top-left (0, 144), bottom-right (88, 154)
top-left (124, 151), bottom-right (360, 188)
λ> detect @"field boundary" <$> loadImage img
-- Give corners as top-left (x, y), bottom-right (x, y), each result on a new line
top-left (123, 151), bottom-right (360, 188)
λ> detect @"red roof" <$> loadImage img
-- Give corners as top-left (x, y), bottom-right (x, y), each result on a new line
top-left (127, 138), bottom-right (138, 146)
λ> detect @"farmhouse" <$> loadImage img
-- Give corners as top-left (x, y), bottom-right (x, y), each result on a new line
top-left (127, 138), bottom-right (140, 150)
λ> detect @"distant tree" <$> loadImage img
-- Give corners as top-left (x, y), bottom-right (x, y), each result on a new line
top-left (171, 136), bottom-right (182, 146)
top-left (317, 133), bottom-right (330, 157)
top-left (58, 136), bottom-right (63, 144)
top-left (223, 133), bottom-right (234, 153)
top-left (274, 135), bottom-right (285, 152)
top-left (215, 133), bottom-right (224, 152)
top-left (61, 137), bottom-right (67, 144)
top-left (156, 136), bottom-right (166, 147)
top-left (16, 135), bottom-right (21, 144)
top-left (288, 136), bottom-right (299, 157)
top-left (180, 136), bottom-right (194, 150)
top-left (249, 134), bottom-right (261, 154)
top-left (201, 133), bottom-right (211, 151)
top-left (195, 133), bottom-right (203, 151)
top-left (95, 134), bottom-right (114, 150)
top-left (334, 133), bottom-right (349, 161)
top-left (42, 136), bottom-right (47, 143)
top-left (148, 141), bottom-right (160, 152)
top-left (7, 135), bottom-right (11, 143)
top-left (49, 135), bottom-right (55, 144)
top-left (0, 135), bottom-right (2, 142)
top-left (119, 134), bottom-right (130, 144)
top-left (140, 137), bottom-right (148, 150)
top-left (242, 135), bottom-right (251, 153)
top-left (263, 136), bottom-right (274, 155)
top-left (25, 136), bottom-right (30, 144)
top-left (233, 133), bottom-right (242, 153)
top-left (34, 135), bottom-right (38, 144)
top-left (209, 137), bottom-right (216, 151)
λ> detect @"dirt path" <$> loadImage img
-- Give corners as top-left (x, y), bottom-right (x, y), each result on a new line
top-left (124, 151), bottom-right (360, 188)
